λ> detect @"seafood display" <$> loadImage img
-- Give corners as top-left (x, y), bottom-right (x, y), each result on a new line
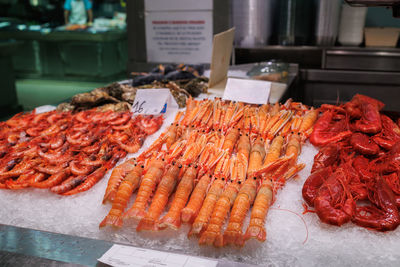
top-left (303, 94), bottom-right (400, 231)
top-left (0, 109), bottom-right (163, 194)
top-left (100, 98), bottom-right (317, 247)
top-left (57, 65), bottom-right (208, 112)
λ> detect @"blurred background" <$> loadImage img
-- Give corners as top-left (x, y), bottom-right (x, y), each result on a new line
top-left (1, 0), bottom-right (400, 116)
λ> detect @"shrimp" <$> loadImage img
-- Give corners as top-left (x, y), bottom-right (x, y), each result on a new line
top-left (198, 181), bottom-right (240, 247)
top-left (267, 111), bottom-right (293, 140)
top-left (99, 164), bottom-right (144, 228)
top-left (247, 137), bottom-right (266, 177)
top-left (63, 151), bottom-right (124, 195)
top-left (263, 136), bottom-right (284, 167)
top-left (158, 165), bottom-right (197, 230)
top-left (221, 126), bottom-right (240, 155)
top-left (299, 108), bottom-right (319, 135)
top-left (181, 174), bottom-right (212, 224)
top-left (188, 178), bottom-right (225, 237)
top-left (222, 101), bottom-right (236, 133)
top-left (30, 168), bottom-right (70, 189)
top-left (123, 158), bottom-right (165, 219)
top-left (103, 158), bottom-right (137, 204)
top-left (223, 177), bottom-right (258, 246)
top-left (285, 133), bottom-right (301, 166)
top-left (136, 163), bottom-right (181, 231)
top-left (242, 179), bottom-right (273, 243)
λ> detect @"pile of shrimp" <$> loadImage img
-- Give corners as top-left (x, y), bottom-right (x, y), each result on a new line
top-left (100, 98), bottom-right (318, 247)
top-left (0, 109), bottom-right (163, 194)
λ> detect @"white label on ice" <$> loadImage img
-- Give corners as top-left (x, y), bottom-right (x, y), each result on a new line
top-left (145, 10), bottom-right (212, 63)
top-left (98, 244), bottom-right (218, 267)
top-left (34, 105), bottom-right (56, 114)
top-left (223, 78), bottom-right (271, 105)
top-left (131, 89), bottom-right (178, 115)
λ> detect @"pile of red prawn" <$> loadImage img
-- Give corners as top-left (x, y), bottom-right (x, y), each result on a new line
top-left (0, 109), bottom-right (163, 195)
top-left (303, 94), bottom-right (400, 231)
top-left (100, 98), bottom-right (318, 247)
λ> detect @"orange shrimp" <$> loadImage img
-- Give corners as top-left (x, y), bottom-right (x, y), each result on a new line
top-left (250, 107), bottom-right (259, 135)
top-left (222, 101), bottom-right (236, 133)
top-left (247, 137), bottom-right (266, 177)
top-left (99, 164), bottom-right (143, 228)
top-left (280, 118), bottom-right (293, 137)
top-left (123, 158), bottom-right (165, 220)
top-left (137, 163), bottom-right (181, 231)
top-left (63, 151), bottom-right (125, 195)
top-left (270, 102), bottom-right (280, 116)
top-left (291, 114), bottom-right (303, 133)
top-left (188, 178), bottom-right (225, 237)
top-left (228, 103), bottom-right (244, 129)
top-left (212, 100), bottom-right (223, 130)
top-left (5, 170), bottom-right (35, 189)
top-left (243, 106), bottom-right (251, 134)
top-left (103, 158), bottom-right (137, 204)
top-left (198, 181), bottom-right (240, 247)
top-left (223, 177), bottom-right (258, 246)
top-left (299, 108), bottom-right (318, 134)
top-left (285, 133), bottom-right (301, 166)
top-left (30, 168), bottom-right (70, 189)
top-left (180, 97), bottom-right (197, 126)
top-left (181, 174), bottom-right (212, 224)
top-left (242, 179), bottom-right (273, 243)
top-left (267, 111), bottom-right (293, 140)
top-left (158, 165), bottom-right (197, 230)
top-left (263, 136), bottom-right (284, 166)
top-left (221, 126), bottom-right (240, 155)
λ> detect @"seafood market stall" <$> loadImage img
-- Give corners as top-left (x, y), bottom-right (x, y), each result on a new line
top-left (1, 88), bottom-right (400, 267)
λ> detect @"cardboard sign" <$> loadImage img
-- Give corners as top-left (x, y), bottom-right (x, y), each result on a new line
top-left (98, 244), bottom-right (218, 267)
top-left (223, 77), bottom-right (271, 104)
top-left (208, 28), bottom-right (235, 93)
top-left (131, 89), bottom-right (178, 115)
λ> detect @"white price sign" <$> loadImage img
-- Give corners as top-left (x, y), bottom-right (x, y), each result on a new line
top-left (98, 244), bottom-right (218, 267)
top-left (132, 89), bottom-right (178, 115)
top-left (34, 105), bottom-right (56, 114)
top-left (223, 78), bottom-right (271, 105)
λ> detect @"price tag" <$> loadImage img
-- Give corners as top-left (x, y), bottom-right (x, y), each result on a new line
top-left (34, 105), bottom-right (56, 114)
top-left (98, 244), bottom-right (218, 267)
top-left (222, 77), bottom-right (271, 105)
top-left (131, 89), bottom-right (178, 115)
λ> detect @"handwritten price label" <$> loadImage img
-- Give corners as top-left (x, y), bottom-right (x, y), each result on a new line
top-left (131, 89), bottom-right (178, 115)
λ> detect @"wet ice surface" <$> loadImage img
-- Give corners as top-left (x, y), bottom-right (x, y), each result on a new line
top-left (1, 119), bottom-right (400, 266)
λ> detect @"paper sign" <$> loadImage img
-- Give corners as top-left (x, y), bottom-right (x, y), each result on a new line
top-left (34, 105), bottom-right (56, 114)
top-left (132, 89), bottom-right (178, 115)
top-left (98, 244), bottom-right (218, 267)
top-left (223, 78), bottom-right (271, 105)
top-left (208, 28), bottom-right (235, 91)
top-left (145, 10), bottom-right (213, 63)
top-left (145, 0), bottom-right (212, 11)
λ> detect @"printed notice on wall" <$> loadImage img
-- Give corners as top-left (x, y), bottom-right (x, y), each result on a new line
top-left (145, 10), bottom-right (213, 63)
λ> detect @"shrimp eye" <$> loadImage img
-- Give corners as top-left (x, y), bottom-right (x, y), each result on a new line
top-left (162, 158), bottom-right (165, 161)
top-left (194, 165), bottom-right (198, 169)
top-left (209, 174), bottom-right (212, 178)
top-left (246, 134), bottom-right (248, 136)
top-left (253, 177), bottom-right (257, 180)
top-left (141, 165), bottom-right (144, 168)
top-left (188, 164), bottom-right (191, 167)
top-left (238, 128), bottom-right (241, 131)
top-left (297, 132), bottom-right (301, 135)
top-left (175, 124), bottom-right (179, 126)
top-left (134, 164), bottom-right (137, 167)
top-left (218, 129), bottom-right (221, 132)
top-left (260, 138), bottom-right (264, 141)
top-left (222, 177), bottom-right (225, 181)
top-left (172, 161), bottom-right (175, 165)
top-left (238, 181), bottom-right (241, 184)
top-left (239, 133), bottom-right (242, 136)
top-left (178, 164), bottom-right (182, 168)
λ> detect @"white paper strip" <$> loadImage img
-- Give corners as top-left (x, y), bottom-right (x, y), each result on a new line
top-left (98, 244), bottom-right (218, 267)
top-left (222, 78), bottom-right (271, 105)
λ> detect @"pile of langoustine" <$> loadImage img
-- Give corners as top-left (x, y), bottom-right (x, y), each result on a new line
top-left (100, 98), bottom-right (318, 247)
top-left (0, 109), bottom-right (163, 194)
top-left (303, 94), bottom-right (400, 231)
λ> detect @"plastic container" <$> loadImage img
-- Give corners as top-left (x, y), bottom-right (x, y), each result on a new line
top-left (338, 4), bottom-right (367, 46)
top-left (315, 0), bottom-right (341, 46)
top-left (365, 27), bottom-right (400, 47)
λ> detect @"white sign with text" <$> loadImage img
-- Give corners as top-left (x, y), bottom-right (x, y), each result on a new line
top-left (145, 8), bottom-right (212, 63)
top-left (98, 244), bottom-right (218, 267)
top-left (223, 78), bottom-right (271, 105)
top-left (131, 89), bottom-right (178, 115)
